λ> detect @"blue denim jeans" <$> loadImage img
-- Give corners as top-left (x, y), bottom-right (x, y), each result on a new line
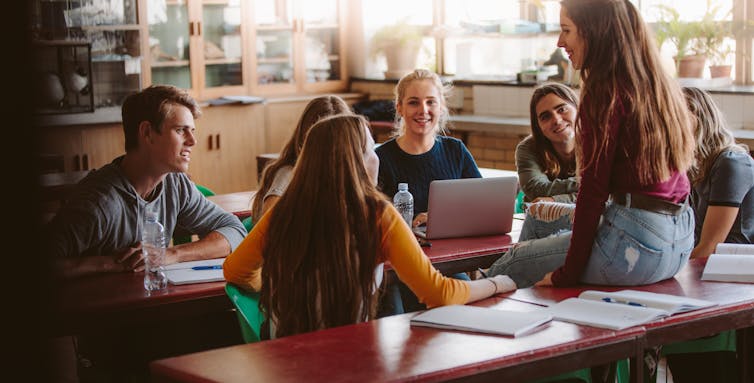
top-left (519, 213), bottom-right (573, 241)
top-left (489, 202), bottom-right (694, 288)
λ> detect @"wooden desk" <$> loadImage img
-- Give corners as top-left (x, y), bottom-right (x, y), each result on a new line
top-left (55, 219), bottom-right (520, 336)
top-left (150, 297), bottom-right (643, 383)
top-left (207, 191), bottom-right (256, 220)
top-left (52, 272), bottom-right (229, 336)
top-left (502, 258), bottom-right (754, 382)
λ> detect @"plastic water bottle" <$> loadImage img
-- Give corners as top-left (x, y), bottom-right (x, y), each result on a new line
top-left (393, 183), bottom-right (414, 226)
top-left (142, 205), bottom-right (167, 292)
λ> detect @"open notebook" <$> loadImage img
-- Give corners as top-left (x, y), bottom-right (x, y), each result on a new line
top-left (702, 243), bottom-right (754, 283)
top-left (410, 305), bottom-right (552, 337)
top-left (163, 258), bottom-right (225, 285)
top-left (546, 290), bottom-right (717, 330)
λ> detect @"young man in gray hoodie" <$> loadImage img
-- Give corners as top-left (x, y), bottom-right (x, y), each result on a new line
top-left (46, 85), bottom-right (247, 279)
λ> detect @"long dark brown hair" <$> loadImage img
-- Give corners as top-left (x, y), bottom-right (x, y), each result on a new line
top-left (260, 114), bottom-right (389, 337)
top-left (528, 82), bottom-right (578, 179)
top-left (683, 87), bottom-right (747, 185)
top-left (251, 95), bottom-right (352, 222)
top-left (562, 0), bottom-right (694, 183)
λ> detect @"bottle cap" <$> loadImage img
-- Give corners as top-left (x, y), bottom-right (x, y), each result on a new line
top-left (398, 183), bottom-right (408, 191)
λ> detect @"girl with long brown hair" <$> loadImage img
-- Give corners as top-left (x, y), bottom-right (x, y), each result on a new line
top-left (224, 114), bottom-right (515, 338)
top-left (250, 95), bottom-right (352, 223)
top-left (489, 0), bottom-right (695, 288)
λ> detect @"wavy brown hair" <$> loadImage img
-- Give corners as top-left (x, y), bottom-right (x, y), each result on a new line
top-left (528, 82), bottom-right (579, 179)
top-left (260, 114), bottom-right (389, 337)
top-left (683, 87), bottom-right (748, 185)
top-left (251, 95), bottom-right (352, 222)
top-left (562, 0), bottom-right (694, 183)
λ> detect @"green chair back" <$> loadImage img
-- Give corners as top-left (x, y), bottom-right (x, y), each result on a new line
top-left (661, 330), bottom-right (736, 355)
top-left (242, 216), bottom-right (254, 232)
top-left (225, 283), bottom-right (265, 343)
top-left (515, 190), bottom-right (526, 214)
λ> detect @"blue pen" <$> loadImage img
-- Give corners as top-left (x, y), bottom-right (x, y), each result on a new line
top-left (602, 297), bottom-right (645, 307)
top-left (192, 265), bottom-right (223, 270)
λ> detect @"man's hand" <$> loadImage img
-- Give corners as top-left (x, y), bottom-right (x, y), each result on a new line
top-left (115, 245), bottom-right (144, 272)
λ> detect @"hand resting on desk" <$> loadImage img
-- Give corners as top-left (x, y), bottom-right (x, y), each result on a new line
top-left (53, 244), bottom-right (144, 279)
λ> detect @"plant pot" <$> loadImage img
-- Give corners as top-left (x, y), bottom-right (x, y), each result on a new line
top-left (709, 64), bottom-right (732, 78)
top-left (675, 55), bottom-right (706, 78)
top-left (382, 42), bottom-right (420, 79)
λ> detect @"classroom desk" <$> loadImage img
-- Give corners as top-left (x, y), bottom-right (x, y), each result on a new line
top-left (51, 272), bottom-right (229, 336)
top-left (502, 257), bottom-right (754, 382)
top-left (150, 297), bottom-right (644, 383)
top-left (54, 219), bottom-right (521, 336)
top-left (207, 190), bottom-right (256, 220)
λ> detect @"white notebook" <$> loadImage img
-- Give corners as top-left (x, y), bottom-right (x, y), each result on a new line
top-left (410, 305), bottom-right (552, 337)
top-left (163, 258), bottom-right (225, 285)
top-left (702, 243), bottom-right (754, 283)
top-left (546, 290), bottom-right (717, 330)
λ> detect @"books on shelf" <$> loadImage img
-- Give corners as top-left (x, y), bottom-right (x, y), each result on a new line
top-left (410, 305), bottom-right (552, 337)
top-left (701, 243), bottom-right (754, 283)
top-left (163, 258), bottom-right (225, 285)
top-left (546, 290), bottom-right (717, 330)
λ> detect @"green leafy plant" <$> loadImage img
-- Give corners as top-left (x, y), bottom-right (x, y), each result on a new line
top-left (654, 5), bottom-right (703, 59)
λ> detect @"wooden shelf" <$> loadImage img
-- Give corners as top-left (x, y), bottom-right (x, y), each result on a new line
top-left (256, 24), bottom-right (293, 32)
top-left (327, 55), bottom-right (340, 61)
top-left (257, 57), bottom-right (291, 64)
top-left (205, 57), bottom-right (242, 65)
top-left (79, 24), bottom-right (142, 32)
top-left (151, 60), bottom-right (190, 68)
top-left (305, 23), bottom-right (338, 30)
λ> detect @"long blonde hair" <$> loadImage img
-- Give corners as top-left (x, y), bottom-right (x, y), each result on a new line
top-left (260, 114), bottom-right (389, 338)
top-left (393, 69), bottom-right (451, 136)
top-left (251, 96), bottom-right (352, 222)
top-left (562, 0), bottom-right (694, 183)
top-left (683, 87), bottom-right (747, 185)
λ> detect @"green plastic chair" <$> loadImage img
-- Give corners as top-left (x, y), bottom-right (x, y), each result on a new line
top-left (515, 190), bottom-right (526, 214)
top-left (173, 184), bottom-right (216, 245)
top-left (242, 216), bottom-right (254, 232)
top-left (661, 331), bottom-right (737, 381)
top-left (225, 283), bottom-right (266, 343)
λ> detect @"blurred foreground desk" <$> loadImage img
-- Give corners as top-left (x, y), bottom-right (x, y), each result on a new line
top-left (150, 297), bottom-right (643, 383)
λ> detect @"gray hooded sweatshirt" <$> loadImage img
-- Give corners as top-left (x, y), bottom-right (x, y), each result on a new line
top-left (46, 156), bottom-right (247, 258)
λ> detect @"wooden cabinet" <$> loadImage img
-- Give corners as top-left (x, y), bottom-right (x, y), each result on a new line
top-left (37, 124), bottom-right (125, 172)
top-left (145, 0), bottom-right (348, 98)
top-left (189, 103), bottom-right (265, 193)
top-left (264, 100), bottom-right (310, 152)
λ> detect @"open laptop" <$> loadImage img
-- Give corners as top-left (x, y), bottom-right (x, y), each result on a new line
top-left (413, 176), bottom-right (519, 239)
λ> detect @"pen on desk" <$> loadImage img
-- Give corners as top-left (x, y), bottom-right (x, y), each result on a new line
top-left (602, 297), bottom-right (645, 307)
top-left (477, 268), bottom-right (489, 278)
top-left (192, 265), bottom-right (223, 270)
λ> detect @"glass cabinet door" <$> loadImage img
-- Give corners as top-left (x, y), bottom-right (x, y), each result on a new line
top-left (300, 0), bottom-right (341, 84)
top-left (201, 0), bottom-right (243, 88)
top-left (253, 0), bottom-right (295, 86)
top-left (148, 0), bottom-right (192, 89)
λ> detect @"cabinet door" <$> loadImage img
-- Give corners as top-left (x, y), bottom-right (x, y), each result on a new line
top-left (220, 104), bottom-right (266, 192)
top-left (264, 100), bottom-right (308, 152)
top-left (298, 0), bottom-right (347, 92)
top-left (251, 0), bottom-right (297, 94)
top-left (148, 0), bottom-right (194, 91)
top-left (197, 0), bottom-right (248, 98)
top-left (80, 124), bottom-right (125, 170)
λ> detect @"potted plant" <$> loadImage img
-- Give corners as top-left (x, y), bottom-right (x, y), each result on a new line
top-left (695, 1), bottom-right (736, 78)
top-left (370, 19), bottom-right (424, 79)
top-left (655, 5), bottom-right (706, 78)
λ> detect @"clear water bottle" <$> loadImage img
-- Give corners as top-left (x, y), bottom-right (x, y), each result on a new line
top-left (142, 205), bottom-right (167, 292)
top-left (393, 183), bottom-right (414, 226)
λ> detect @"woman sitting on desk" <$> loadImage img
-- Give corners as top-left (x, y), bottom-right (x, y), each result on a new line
top-left (515, 82), bottom-right (579, 241)
top-left (224, 114), bottom-right (515, 339)
top-left (489, 0), bottom-right (695, 289)
top-left (250, 95), bottom-right (352, 224)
